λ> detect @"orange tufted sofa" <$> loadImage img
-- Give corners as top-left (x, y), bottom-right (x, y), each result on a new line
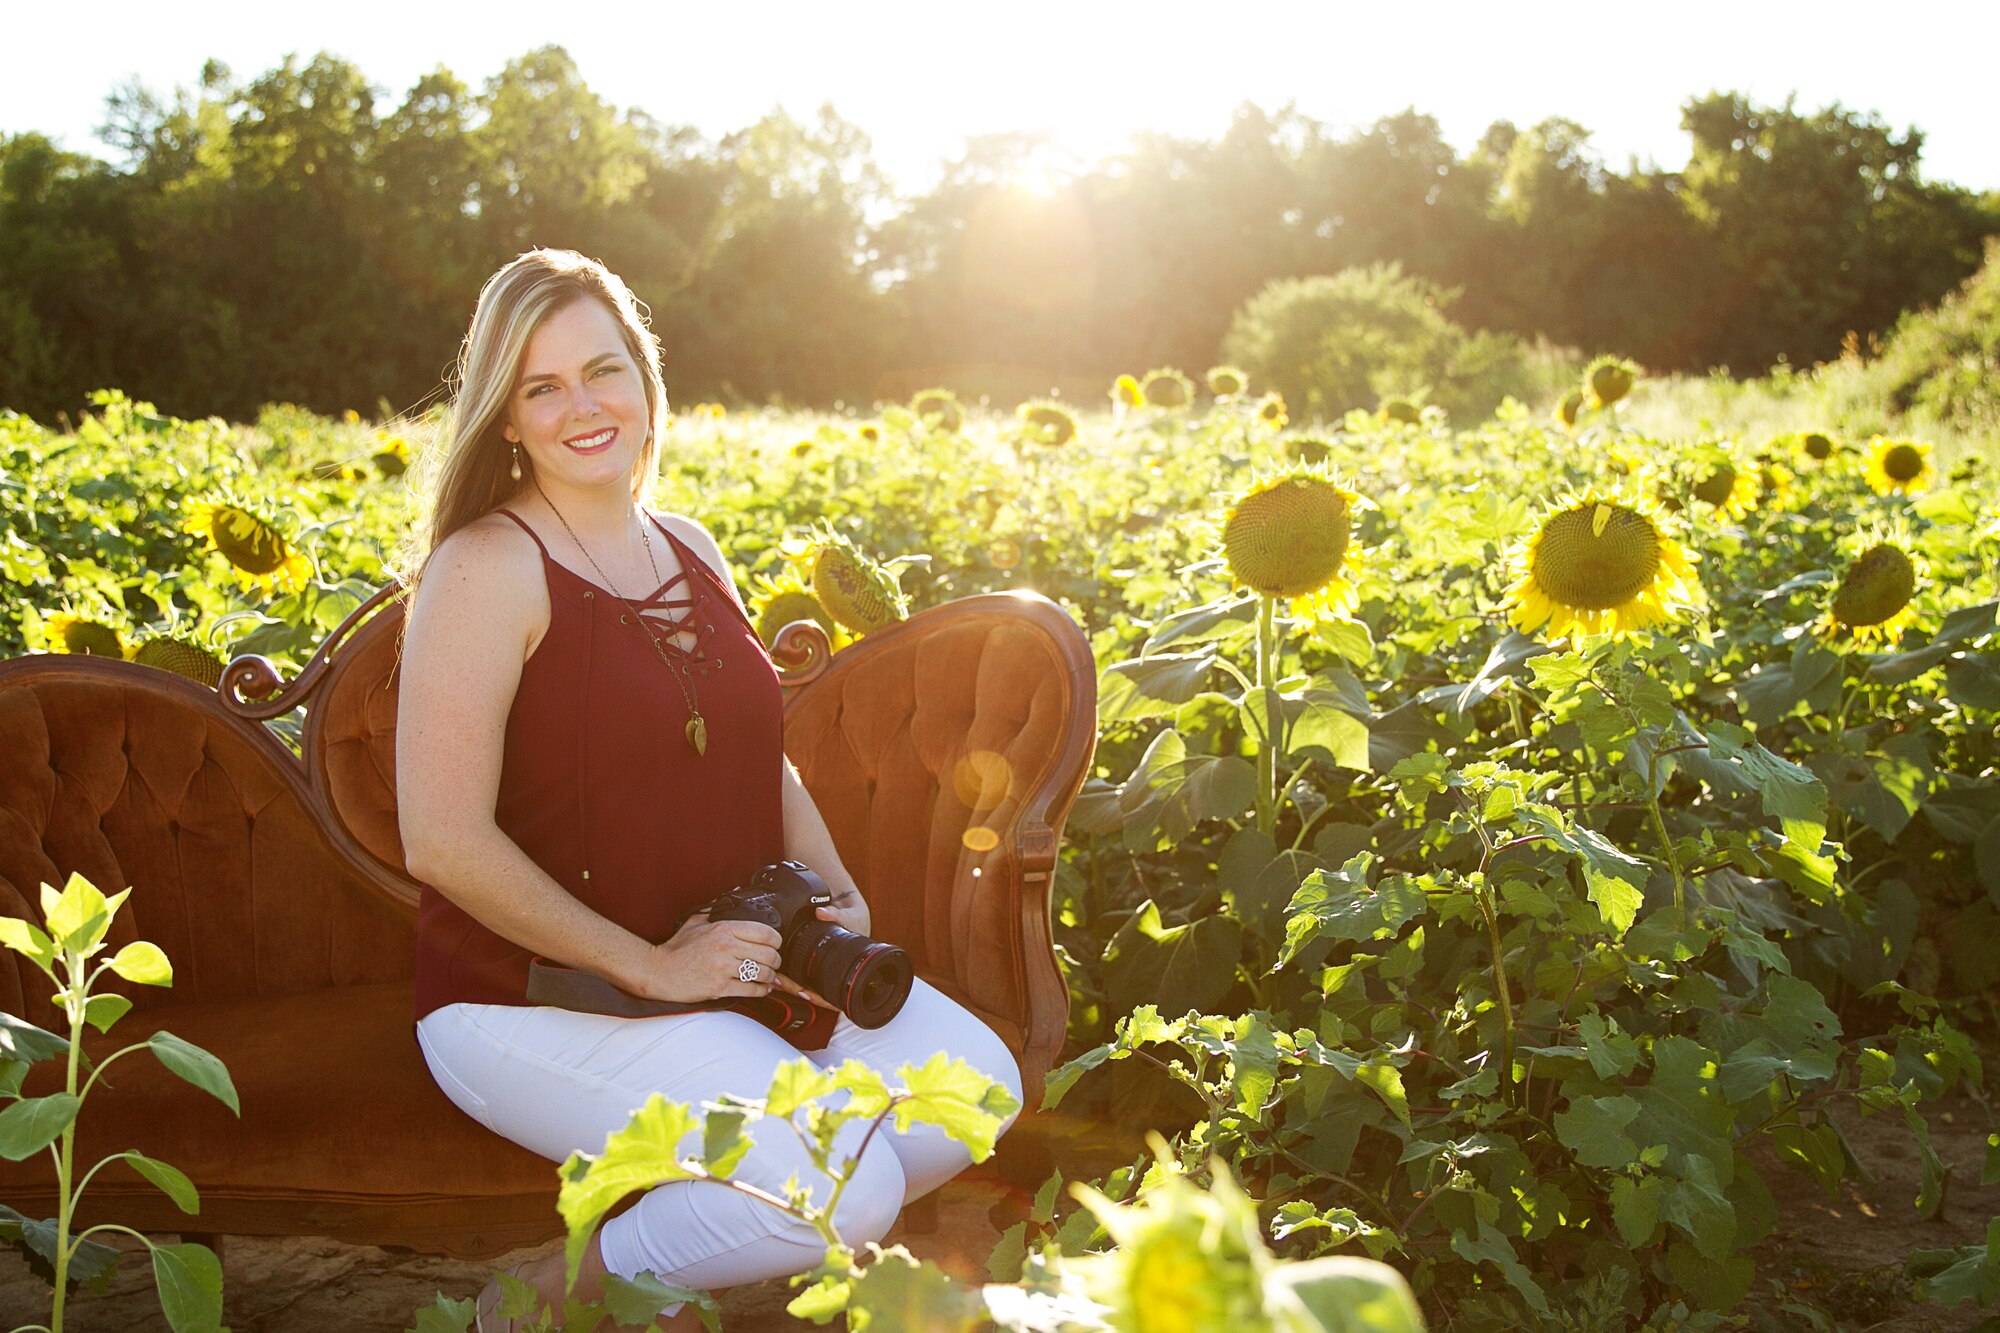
top-left (0, 588), bottom-right (1095, 1258)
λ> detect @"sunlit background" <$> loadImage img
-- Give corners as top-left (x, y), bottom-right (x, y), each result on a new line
top-left (9, 1), bottom-right (1998, 193)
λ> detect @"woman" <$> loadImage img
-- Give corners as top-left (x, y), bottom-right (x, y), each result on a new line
top-left (395, 249), bottom-right (1023, 1331)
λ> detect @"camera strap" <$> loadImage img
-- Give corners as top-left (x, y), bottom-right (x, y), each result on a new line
top-left (524, 958), bottom-right (838, 1051)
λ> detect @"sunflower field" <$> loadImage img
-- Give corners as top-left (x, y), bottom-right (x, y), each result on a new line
top-left (4, 371), bottom-right (2000, 1331)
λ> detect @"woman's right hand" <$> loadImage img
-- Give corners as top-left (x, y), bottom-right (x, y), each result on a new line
top-left (632, 910), bottom-right (786, 1004)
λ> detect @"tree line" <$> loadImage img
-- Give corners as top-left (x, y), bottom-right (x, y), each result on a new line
top-left (1, 46), bottom-right (1994, 423)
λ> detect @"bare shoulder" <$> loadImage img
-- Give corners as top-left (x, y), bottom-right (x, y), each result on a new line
top-left (407, 513), bottom-right (550, 655)
top-left (656, 511), bottom-right (746, 608)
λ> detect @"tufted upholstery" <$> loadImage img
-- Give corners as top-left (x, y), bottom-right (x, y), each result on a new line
top-left (0, 588), bottom-right (1093, 1255)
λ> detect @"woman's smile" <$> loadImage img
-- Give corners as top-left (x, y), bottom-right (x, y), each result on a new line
top-left (564, 426), bottom-right (619, 455)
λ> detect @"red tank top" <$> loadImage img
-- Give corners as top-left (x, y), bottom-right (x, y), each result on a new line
top-left (412, 508), bottom-right (788, 1024)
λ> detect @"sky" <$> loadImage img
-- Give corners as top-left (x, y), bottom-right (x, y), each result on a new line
top-left (4, 0), bottom-right (1997, 195)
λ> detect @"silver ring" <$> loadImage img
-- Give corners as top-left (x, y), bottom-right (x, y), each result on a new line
top-left (737, 958), bottom-right (761, 984)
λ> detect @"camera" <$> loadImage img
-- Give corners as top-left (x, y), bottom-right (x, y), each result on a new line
top-left (702, 861), bottom-right (913, 1029)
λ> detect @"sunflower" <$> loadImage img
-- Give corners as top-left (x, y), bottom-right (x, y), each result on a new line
top-left (749, 573), bottom-right (843, 650)
top-left (1016, 400), bottom-right (1078, 447)
top-left (1585, 355), bottom-right (1639, 409)
top-left (1819, 528), bottom-right (1925, 647)
top-left (1378, 396), bottom-right (1422, 426)
top-left (44, 610), bottom-right (126, 657)
top-left (1111, 374), bottom-right (1145, 410)
top-left (1688, 453), bottom-right (1759, 521)
top-left (1283, 435), bottom-right (1334, 467)
top-left (372, 433), bottom-right (411, 478)
top-left (1505, 486), bottom-right (1699, 642)
top-left (1865, 437), bottom-right (1935, 495)
top-left (1219, 465), bottom-right (1363, 620)
top-left (131, 636), bottom-right (226, 687)
top-left (1799, 431), bottom-right (1837, 462)
top-left (859, 423), bottom-right (881, 443)
top-left (1756, 454), bottom-right (1795, 509)
top-left (1254, 393), bottom-right (1288, 430)
top-left (807, 531), bottom-right (909, 634)
top-left (1555, 390), bottom-right (1585, 430)
top-left (1206, 365), bottom-right (1248, 400)
top-left (1139, 368), bottom-right (1194, 410)
top-left (909, 388), bottom-right (963, 433)
top-left (182, 495), bottom-right (312, 595)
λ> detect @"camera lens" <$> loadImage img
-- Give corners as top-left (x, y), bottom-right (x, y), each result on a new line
top-left (788, 923), bottom-right (913, 1029)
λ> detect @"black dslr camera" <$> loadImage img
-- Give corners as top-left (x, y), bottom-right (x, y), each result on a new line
top-left (703, 861), bottom-right (913, 1029)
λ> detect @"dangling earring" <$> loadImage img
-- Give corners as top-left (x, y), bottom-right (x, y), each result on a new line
top-left (509, 443), bottom-right (522, 482)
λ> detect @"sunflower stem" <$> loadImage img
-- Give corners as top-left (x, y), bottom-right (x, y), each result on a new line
top-left (1255, 594), bottom-right (1282, 837)
top-left (1642, 742), bottom-right (1687, 924)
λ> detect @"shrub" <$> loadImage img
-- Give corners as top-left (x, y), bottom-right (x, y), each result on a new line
top-left (1221, 265), bottom-right (1534, 425)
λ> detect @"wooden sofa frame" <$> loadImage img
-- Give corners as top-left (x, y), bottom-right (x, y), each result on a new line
top-left (0, 586), bottom-right (1094, 1258)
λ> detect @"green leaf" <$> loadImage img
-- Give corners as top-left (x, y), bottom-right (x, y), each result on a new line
top-left (1040, 1046), bottom-right (1113, 1110)
top-left (1286, 693), bottom-right (1372, 771)
top-left (1314, 616), bottom-right (1375, 666)
top-left (891, 1052), bottom-right (1019, 1164)
top-left (1107, 901), bottom-right (1244, 1017)
top-left (1099, 653), bottom-right (1217, 722)
top-left (557, 1095), bottom-right (702, 1288)
top-left (786, 1273), bottom-right (852, 1322)
top-left (766, 1060), bottom-right (840, 1119)
top-left (1264, 1255), bottom-right (1426, 1333)
top-left (0, 1011), bottom-right (69, 1065)
top-left (120, 1152), bottom-right (201, 1214)
top-left (844, 1243), bottom-right (984, 1331)
top-left (1770, 1123), bottom-right (1845, 1198)
top-left (1141, 596), bottom-right (1258, 654)
top-left (1528, 651), bottom-right (1594, 694)
top-left (696, 1105), bottom-right (752, 1180)
top-left (1231, 1013), bottom-right (1281, 1117)
top-left (0, 1203), bottom-right (121, 1295)
top-left (1517, 805), bottom-right (1647, 936)
top-left (43, 872), bottom-right (123, 956)
top-left (1914, 488), bottom-right (1979, 525)
top-left (1666, 1240), bottom-right (1753, 1312)
top-left (407, 1294), bottom-right (477, 1333)
top-left (84, 992), bottom-right (133, 1034)
top-left (602, 1271), bottom-right (719, 1329)
top-left (1977, 818), bottom-right (2000, 907)
top-left (151, 1240), bottom-right (224, 1332)
top-left (1449, 1219), bottom-right (1549, 1315)
top-left (108, 940), bottom-right (173, 987)
top-left (1703, 723), bottom-right (1829, 851)
top-left (1277, 856), bottom-right (1425, 970)
top-left (1947, 652), bottom-right (2000, 712)
top-left (1609, 1175), bottom-right (1663, 1248)
top-left (1630, 1036), bottom-right (1733, 1177)
top-left (0, 1094), bottom-right (80, 1161)
top-left (1354, 1060), bottom-right (1410, 1129)
top-left (0, 916), bottom-right (58, 972)
top-left (1553, 1094), bottom-right (1641, 1169)
top-left (148, 1032), bottom-right (240, 1115)
top-left (1660, 1156), bottom-right (1737, 1261)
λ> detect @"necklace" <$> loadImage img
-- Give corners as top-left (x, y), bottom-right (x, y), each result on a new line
top-left (534, 480), bottom-right (708, 756)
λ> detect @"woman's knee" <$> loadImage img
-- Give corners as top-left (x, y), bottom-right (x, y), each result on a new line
top-left (822, 1145), bottom-right (906, 1249)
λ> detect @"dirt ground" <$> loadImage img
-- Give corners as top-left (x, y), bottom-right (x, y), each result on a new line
top-left (3, 1098), bottom-right (1994, 1331)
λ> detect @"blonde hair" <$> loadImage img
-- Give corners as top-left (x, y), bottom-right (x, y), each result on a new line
top-left (400, 249), bottom-right (669, 585)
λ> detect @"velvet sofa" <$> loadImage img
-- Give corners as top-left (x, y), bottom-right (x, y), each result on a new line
top-left (0, 587), bottom-right (1094, 1258)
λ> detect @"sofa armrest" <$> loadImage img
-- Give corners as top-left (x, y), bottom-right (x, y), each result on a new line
top-left (779, 592), bottom-right (1096, 1108)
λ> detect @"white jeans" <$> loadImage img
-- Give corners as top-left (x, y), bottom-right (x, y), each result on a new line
top-left (415, 978), bottom-right (1023, 1302)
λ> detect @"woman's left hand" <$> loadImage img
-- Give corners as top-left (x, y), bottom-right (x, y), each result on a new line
top-left (816, 888), bottom-right (871, 938)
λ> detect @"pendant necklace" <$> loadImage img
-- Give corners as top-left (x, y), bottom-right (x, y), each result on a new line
top-left (535, 480), bottom-right (708, 756)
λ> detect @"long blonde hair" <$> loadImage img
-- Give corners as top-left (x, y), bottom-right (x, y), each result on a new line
top-left (401, 250), bottom-right (669, 586)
